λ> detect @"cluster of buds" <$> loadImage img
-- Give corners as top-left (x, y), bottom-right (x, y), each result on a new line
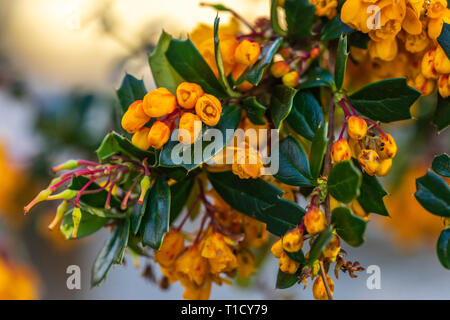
top-left (121, 82), bottom-right (222, 150)
top-left (270, 46), bottom-right (320, 88)
top-left (332, 99), bottom-right (398, 178)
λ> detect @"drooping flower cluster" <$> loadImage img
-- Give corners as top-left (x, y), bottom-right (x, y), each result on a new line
top-left (122, 82), bottom-right (222, 150)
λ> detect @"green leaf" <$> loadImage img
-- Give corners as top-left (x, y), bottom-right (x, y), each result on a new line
top-left (242, 97), bottom-right (267, 125)
top-left (309, 124), bottom-right (328, 180)
top-left (298, 67), bottom-right (335, 90)
top-left (432, 154), bottom-right (450, 178)
top-left (149, 32), bottom-right (184, 94)
top-left (349, 78), bottom-right (421, 123)
top-left (433, 94), bottom-right (450, 133)
top-left (437, 23), bottom-right (450, 59)
top-left (91, 219), bottom-right (130, 286)
top-left (276, 269), bottom-right (298, 289)
top-left (285, 249), bottom-right (305, 263)
top-left (355, 160), bottom-right (389, 216)
top-left (200, 3), bottom-right (231, 11)
top-left (169, 178), bottom-right (195, 223)
top-left (335, 34), bottom-right (348, 90)
top-left (131, 191), bottom-right (149, 235)
top-left (261, 199), bottom-right (306, 236)
top-left (437, 228), bottom-right (450, 269)
top-left (285, 0), bottom-right (315, 39)
top-left (270, 0), bottom-right (287, 36)
top-left (274, 136), bottom-right (313, 187)
top-left (321, 16), bottom-right (353, 41)
top-left (69, 176), bottom-right (121, 209)
top-left (159, 105), bottom-right (242, 171)
top-left (214, 17), bottom-right (240, 97)
top-left (96, 131), bottom-right (157, 165)
top-left (270, 85), bottom-right (297, 129)
top-left (348, 31), bottom-right (370, 49)
top-left (287, 91), bottom-right (324, 141)
top-left (415, 170), bottom-right (450, 217)
top-left (60, 208), bottom-right (108, 240)
top-left (235, 38), bottom-right (283, 86)
top-left (116, 74), bottom-right (147, 114)
top-left (328, 160), bottom-right (362, 203)
top-left (306, 226), bottom-right (333, 265)
top-left (331, 207), bottom-right (366, 247)
top-left (141, 177), bottom-right (171, 249)
top-left (165, 37), bottom-right (226, 98)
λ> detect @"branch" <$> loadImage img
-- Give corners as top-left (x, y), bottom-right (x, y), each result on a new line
top-left (319, 261), bottom-right (333, 300)
top-left (323, 100), bottom-right (335, 224)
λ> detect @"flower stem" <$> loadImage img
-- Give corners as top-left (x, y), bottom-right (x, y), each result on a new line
top-left (319, 261), bottom-right (333, 300)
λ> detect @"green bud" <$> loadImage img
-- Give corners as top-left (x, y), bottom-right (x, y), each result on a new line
top-left (47, 189), bottom-right (78, 201)
top-left (71, 207), bottom-right (82, 238)
top-left (138, 175), bottom-right (151, 205)
top-left (52, 160), bottom-right (79, 173)
top-left (48, 200), bottom-right (69, 230)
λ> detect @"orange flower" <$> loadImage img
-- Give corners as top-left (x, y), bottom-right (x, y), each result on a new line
top-left (313, 274), bottom-right (334, 300)
top-left (154, 230), bottom-right (185, 268)
top-left (282, 71), bottom-right (299, 88)
top-left (304, 206), bottom-right (327, 235)
top-left (200, 230), bottom-right (238, 274)
top-left (279, 252), bottom-right (300, 274)
top-left (121, 100), bottom-right (150, 133)
top-left (331, 139), bottom-right (352, 163)
top-left (178, 112), bottom-right (202, 145)
top-left (375, 133), bottom-right (397, 160)
top-left (282, 228), bottom-right (303, 253)
top-left (357, 149), bottom-right (380, 176)
top-left (438, 74), bottom-right (450, 98)
top-left (270, 61), bottom-right (290, 78)
top-left (234, 40), bottom-right (261, 66)
top-left (176, 82), bottom-right (204, 109)
top-left (322, 234), bottom-right (341, 262)
top-left (131, 127), bottom-right (151, 150)
top-left (143, 88), bottom-right (177, 118)
top-left (376, 159), bottom-right (393, 177)
top-left (148, 121), bottom-right (171, 149)
top-left (195, 94), bottom-right (222, 126)
top-left (271, 238), bottom-right (284, 258)
top-left (347, 116), bottom-right (368, 140)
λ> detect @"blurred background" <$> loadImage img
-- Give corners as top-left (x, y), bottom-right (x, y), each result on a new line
top-left (0, 0), bottom-right (448, 300)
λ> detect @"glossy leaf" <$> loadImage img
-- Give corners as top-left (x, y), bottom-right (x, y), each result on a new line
top-left (306, 226), bottom-right (333, 265)
top-left (261, 199), bottom-right (306, 236)
top-left (321, 16), bottom-right (353, 41)
top-left (116, 74), bottom-right (147, 114)
top-left (298, 67), bottom-right (335, 90)
top-left (349, 78), bottom-right (421, 123)
top-left (165, 37), bottom-right (226, 98)
top-left (169, 178), bottom-right (195, 223)
top-left (415, 170), bottom-right (450, 217)
top-left (149, 32), bottom-right (184, 94)
top-left (60, 208), bottom-right (108, 240)
top-left (270, 85), bottom-right (297, 129)
top-left (274, 136), bottom-right (313, 187)
top-left (437, 23), bottom-right (450, 59)
top-left (287, 91), bottom-right (324, 141)
top-left (284, 0), bottom-right (315, 39)
top-left (437, 228), bottom-right (450, 269)
top-left (309, 124), bottom-right (328, 180)
top-left (276, 269), bottom-right (298, 289)
top-left (335, 34), bottom-right (348, 90)
top-left (242, 97), bottom-right (267, 125)
top-left (200, 3), bottom-right (231, 11)
top-left (328, 160), bottom-right (362, 203)
top-left (432, 153), bottom-right (450, 178)
top-left (331, 207), bottom-right (366, 247)
top-left (286, 249), bottom-right (305, 263)
top-left (270, 0), bottom-right (287, 36)
top-left (131, 190), bottom-right (149, 235)
top-left (141, 177), bottom-right (171, 249)
top-left (433, 94), bottom-right (450, 133)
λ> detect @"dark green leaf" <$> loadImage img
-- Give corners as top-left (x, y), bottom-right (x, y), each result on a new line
top-left (60, 208), bottom-right (109, 240)
top-left (165, 37), bottom-right (226, 98)
top-left (131, 191), bottom-right (149, 235)
top-left (306, 226), bottom-right (333, 265)
top-left (149, 32), bottom-right (184, 94)
top-left (349, 78), bottom-right (421, 122)
top-left (328, 160), bottom-right (362, 203)
top-left (348, 31), bottom-right (370, 49)
top-left (321, 16), bottom-right (353, 41)
top-left (286, 91), bottom-right (324, 141)
top-left (242, 97), bottom-right (267, 125)
top-left (91, 219), bottom-right (130, 286)
top-left (201, 3), bottom-right (231, 11)
top-left (433, 94), bottom-right (450, 133)
top-left (159, 105), bottom-right (242, 171)
top-left (298, 67), bottom-right (335, 90)
top-left (116, 74), bottom-right (147, 114)
top-left (270, 85), bottom-right (297, 129)
top-left (270, 0), bottom-right (287, 36)
top-left (331, 207), bottom-right (366, 247)
top-left (141, 177), bottom-right (171, 249)
top-left (285, 0), bottom-right (315, 39)
top-left (169, 178), bottom-right (195, 223)
top-left (69, 176), bottom-right (121, 209)
top-left (261, 199), bottom-right (306, 236)
top-left (415, 170), bottom-right (450, 217)
top-left (309, 124), bottom-right (328, 180)
top-left (276, 269), bottom-right (298, 289)
top-left (96, 131), bottom-right (157, 165)
top-left (285, 249), bottom-right (305, 263)
top-left (274, 136), bottom-right (313, 187)
top-left (235, 38), bottom-right (282, 86)
top-left (432, 154), bottom-right (450, 178)
top-left (335, 34), bottom-right (348, 90)
top-left (437, 228), bottom-right (450, 269)
top-left (437, 23), bottom-right (450, 59)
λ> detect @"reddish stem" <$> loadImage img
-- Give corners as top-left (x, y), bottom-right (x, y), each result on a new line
top-left (49, 175), bottom-right (73, 191)
top-left (338, 121), bottom-right (347, 140)
top-left (176, 197), bottom-right (201, 231)
top-left (342, 98), bottom-right (357, 115)
top-left (121, 176), bottom-right (140, 210)
top-left (338, 100), bottom-right (351, 118)
top-left (74, 176), bottom-right (96, 207)
top-left (365, 119), bottom-right (386, 136)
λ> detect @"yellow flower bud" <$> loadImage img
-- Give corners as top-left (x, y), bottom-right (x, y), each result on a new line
top-left (121, 100), bottom-right (150, 133)
top-left (375, 133), bottom-right (397, 160)
top-left (176, 82), bottom-right (204, 109)
top-left (279, 252), bottom-right (300, 274)
top-left (331, 139), bottom-right (352, 163)
top-left (71, 207), bottom-right (82, 239)
top-left (154, 230), bottom-right (185, 268)
top-left (322, 234), bottom-right (340, 262)
top-left (143, 88), bottom-right (177, 118)
top-left (357, 149), bottom-right (380, 176)
top-left (438, 74), bottom-right (450, 98)
top-left (232, 145), bottom-right (263, 179)
top-left (131, 127), bottom-right (151, 150)
top-left (237, 249), bottom-right (256, 279)
top-left (271, 239), bottom-right (284, 258)
top-left (24, 188), bottom-right (53, 213)
top-left (270, 61), bottom-right (290, 78)
top-left (348, 138), bottom-right (362, 158)
top-left (407, 73), bottom-right (436, 96)
top-left (235, 40), bottom-right (261, 66)
top-left (376, 158), bottom-right (393, 177)
top-left (282, 228), bottom-right (304, 252)
top-left (351, 200), bottom-right (369, 221)
top-left (282, 71), bottom-right (299, 88)
top-left (313, 274), bottom-right (334, 300)
top-left (48, 200), bottom-right (68, 230)
top-left (231, 63), bottom-right (248, 82)
top-left (347, 116), bottom-right (368, 140)
top-left (195, 94), bottom-right (222, 126)
top-left (148, 121), bottom-right (171, 149)
top-left (304, 206), bottom-right (327, 235)
top-left (178, 112), bottom-right (202, 145)
top-left (138, 175), bottom-right (151, 205)
top-left (434, 46), bottom-right (450, 74)
top-left (421, 49), bottom-right (439, 79)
